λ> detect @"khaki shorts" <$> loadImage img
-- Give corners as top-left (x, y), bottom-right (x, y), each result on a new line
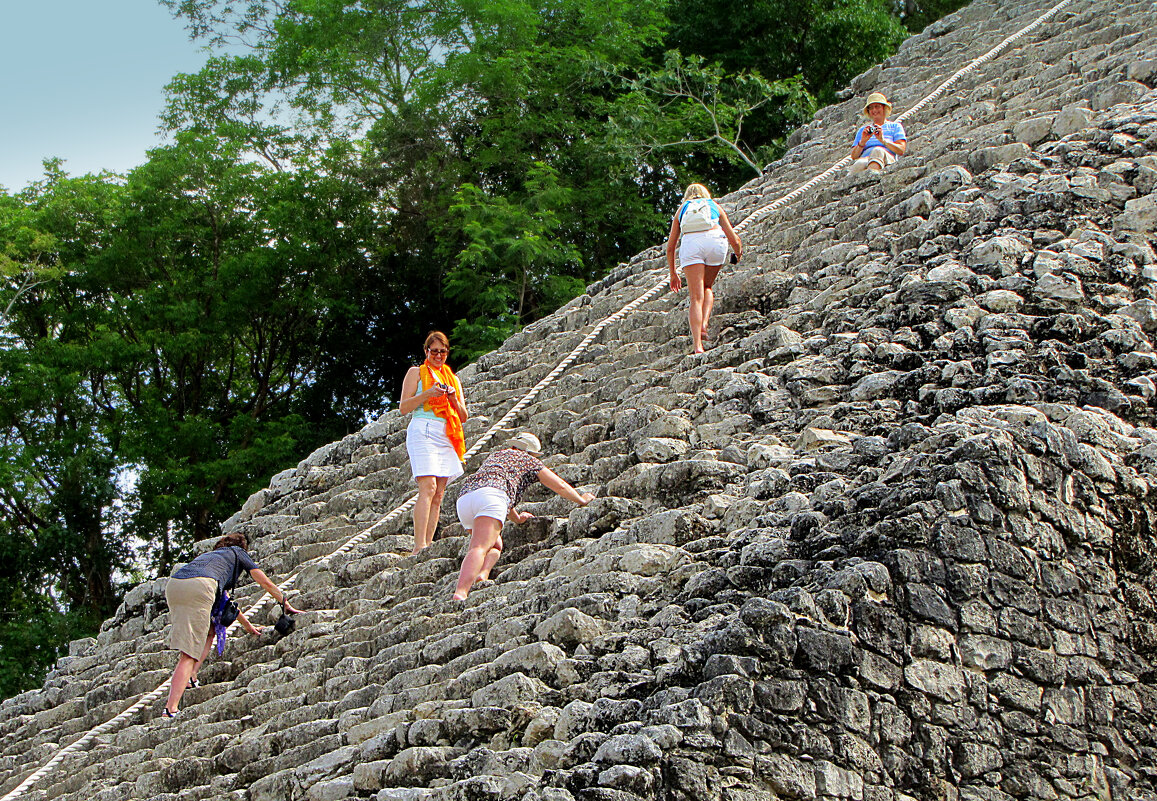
top-left (165, 576), bottom-right (217, 658)
top-left (849, 146), bottom-right (897, 172)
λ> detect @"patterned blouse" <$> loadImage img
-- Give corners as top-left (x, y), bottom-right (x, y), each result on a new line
top-left (459, 448), bottom-right (545, 505)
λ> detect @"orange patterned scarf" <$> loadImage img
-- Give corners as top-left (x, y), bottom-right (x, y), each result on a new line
top-left (420, 361), bottom-right (466, 461)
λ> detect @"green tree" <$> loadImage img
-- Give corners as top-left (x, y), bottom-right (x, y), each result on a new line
top-left (0, 169), bottom-right (130, 697)
top-left (88, 132), bottom-right (380, 560)
top-left (665, 0), bottom-right (909, 104)
top-left (610, 52), bottom-right (816, 178)
top-left (448, 164), bottom-right (585, 359)
top-left (899, 0), bottom-right (971, 33)
top-left (2, 137), bottom-right (384, 573)
top-left (162, 0), bottom-right (676, 357)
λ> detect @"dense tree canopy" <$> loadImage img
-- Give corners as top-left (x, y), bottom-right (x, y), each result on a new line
top-left (0, 0), bottom-right (968, 697)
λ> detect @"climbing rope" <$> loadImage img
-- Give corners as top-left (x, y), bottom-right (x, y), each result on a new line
top-left (735, 0), bottom-right (1072, 233)
top-left (0, 1), bottom-right (1075, 797)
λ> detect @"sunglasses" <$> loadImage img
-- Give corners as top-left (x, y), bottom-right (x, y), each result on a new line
top-left (427, 347), bottom-right (449, 355)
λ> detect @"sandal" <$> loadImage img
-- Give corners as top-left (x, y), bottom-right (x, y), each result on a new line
top-left (186, 678), bottom-right (200, 689)
top-left (162, 707), bottom-right (179, 718)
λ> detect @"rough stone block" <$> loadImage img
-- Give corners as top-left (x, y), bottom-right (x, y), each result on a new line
top-left (1118, 193), bottom-right (1157, 233)
top-left (904, 659), bottom-right (965, 702)
top-left (959, 635), bottom-right (1012, 671)
top-left (1034, 272), bottom-right (1084, 303)
top-left (308, 777), bottom-right (357, 801)
top-left (1052, 105), bottom-right (1093, 137)
top-left (592, 733), bottom-right (663, 765)
top-left (757, 753), bottom-right (817, 800)
top-left (382, 746), bottom-right (456, 787)
top-left (969, 143), bottom-right (1031, 172)
top-left (471, 672), bottom-right (551, 710)
top-left (250, 769), bottom-right (301, 801)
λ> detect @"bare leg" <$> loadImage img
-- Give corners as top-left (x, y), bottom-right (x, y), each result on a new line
top-left (189, 634), bottom-right (214, 684)
top-left (165, 652), bottom-right (198, 713)
top-left (477, 533), bottom-right (504, 582)
top-left (702, 263), bottom-right (723, 342)
top-left (412, 476), bottom-right (437, 553)
top-left (453, 517), bottom-right (503, 599)
top-left (420, 477), bottom-right (448, 549)
top-left (684, 262), bottom-right (706, 353)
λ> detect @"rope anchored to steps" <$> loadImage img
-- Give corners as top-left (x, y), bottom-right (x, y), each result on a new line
top-left (0, 1), bottom-right (1075, 797)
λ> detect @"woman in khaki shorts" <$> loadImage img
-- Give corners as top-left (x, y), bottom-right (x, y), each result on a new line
top-left (163, 532), bottom-right (301, 717)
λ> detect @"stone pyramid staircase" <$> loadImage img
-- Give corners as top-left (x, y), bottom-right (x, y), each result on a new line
top-left (3, 0), bottom-right (1157, 799)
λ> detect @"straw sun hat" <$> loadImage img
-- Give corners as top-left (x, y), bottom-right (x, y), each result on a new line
top-left (863, 92), bottom-right (892, 117)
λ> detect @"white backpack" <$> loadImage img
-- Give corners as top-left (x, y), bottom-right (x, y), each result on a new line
top-left (680, 199), bottom-right (716, 233)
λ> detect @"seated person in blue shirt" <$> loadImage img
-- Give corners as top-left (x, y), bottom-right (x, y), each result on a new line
top-left (849, 92), bottom-right (907, 172)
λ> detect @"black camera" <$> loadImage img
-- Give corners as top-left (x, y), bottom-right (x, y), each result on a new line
top-left (274, 613), bottom-right (296, 637)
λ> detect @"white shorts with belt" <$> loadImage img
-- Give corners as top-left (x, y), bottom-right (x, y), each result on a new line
top-left (406, 416), bottom-right (464, 480)
top-left (456, 487), bottom-right (510, 529)
top-left (679, 228), bottom-right (728, 267)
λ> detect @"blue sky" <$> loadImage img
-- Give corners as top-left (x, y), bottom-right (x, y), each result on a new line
top-left (0, 0), bottom-right (213, 192)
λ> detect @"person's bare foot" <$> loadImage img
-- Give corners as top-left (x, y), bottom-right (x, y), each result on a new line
top-left (451, 592), bottom-right (468, 601)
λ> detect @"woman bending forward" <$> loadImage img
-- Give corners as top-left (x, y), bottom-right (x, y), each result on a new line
top-left (453, 433), bottom-right (593, 600)
top-left (163, 532), bottom-right (301, 717)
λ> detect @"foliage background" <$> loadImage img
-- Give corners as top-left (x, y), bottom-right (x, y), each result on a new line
top-left (0, 0), bottom-right (966, 697)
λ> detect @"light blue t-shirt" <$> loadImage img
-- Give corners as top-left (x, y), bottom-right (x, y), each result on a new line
top-left (411, 374), bottom-right (439, 420)
top-left (854, 120), bottom-right (906, 152)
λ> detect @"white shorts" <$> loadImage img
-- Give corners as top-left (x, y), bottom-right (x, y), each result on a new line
top-left (456, 487), bottom-right (510, 530)
top-left (406, 417), bottom-right (464, 480)
top-left (679, 229), bottom-right (728, 267)
top-left (849, 147), bottom-right (897, 173)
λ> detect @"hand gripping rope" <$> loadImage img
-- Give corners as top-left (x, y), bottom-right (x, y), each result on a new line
top-left (0, 1), bottom-right (1074, 797)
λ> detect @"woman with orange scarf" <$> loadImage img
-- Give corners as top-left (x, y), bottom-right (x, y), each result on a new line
top-left (400, 331), bottom-right (468, 553)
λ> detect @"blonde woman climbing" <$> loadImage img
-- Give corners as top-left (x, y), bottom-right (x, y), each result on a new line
top-left (400, 330), bottom-right (469, 553)
top-left (665, 183), bottom-right (742, 354)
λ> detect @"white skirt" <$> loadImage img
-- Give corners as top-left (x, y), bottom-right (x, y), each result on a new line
top-left (406, 416), bottom-right (464, 479)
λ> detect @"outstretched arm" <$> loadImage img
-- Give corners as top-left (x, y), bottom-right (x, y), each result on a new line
top-left (249, 568), bottom-right (303, 614)
top-left (236, 609), bottom-right (263, 637)
top-left (538, 468), bottom-right (595, 505)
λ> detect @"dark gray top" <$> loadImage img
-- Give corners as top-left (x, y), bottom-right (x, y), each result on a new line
top-left (172, 546), bottom-right (259, 596)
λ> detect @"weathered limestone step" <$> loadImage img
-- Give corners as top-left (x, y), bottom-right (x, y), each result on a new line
top-left (10, 4), bottom-right (1157, 801)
